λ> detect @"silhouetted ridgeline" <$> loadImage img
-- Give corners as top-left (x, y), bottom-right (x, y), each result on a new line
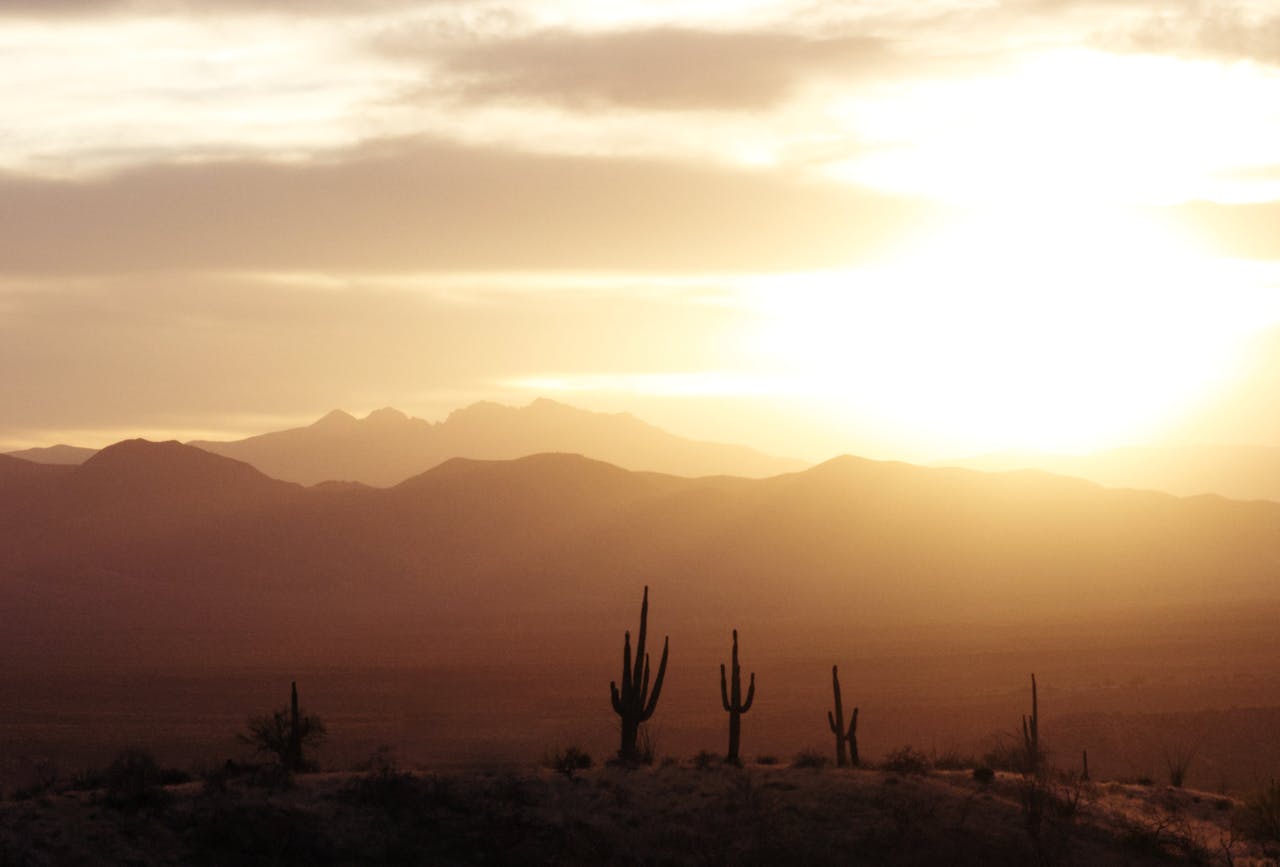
top-left (2, 439), bottom-right (1280, 668)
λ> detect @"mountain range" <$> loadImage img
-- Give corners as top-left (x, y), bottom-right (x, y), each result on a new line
top-left (4, 437), bottom-right (1279, 670)
top-left (6, 399), bottom-right (806, 486)
top-left (939, 444), bottom-right (1280, 503)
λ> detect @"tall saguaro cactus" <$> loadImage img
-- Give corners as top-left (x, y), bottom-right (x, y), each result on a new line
top-left (1022, 673), bottom-right (1040, 774)
top-left (286, 681), bottom-right (303, 772)
top-left (610, 585), bottom-right (669, 763)
top-left (827, 665), bottom-right (859, 767)
top-left (720, 629), bottom-right (755, 764)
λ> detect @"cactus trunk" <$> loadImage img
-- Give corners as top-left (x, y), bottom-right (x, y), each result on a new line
top-left (1021, 673), bottom-right (1040, 775)
top-left (610, 586), bottom-right (669, 763)
top-left (285, 681), bottom-right (302, 772)
top-left (827, 665), bottom-right (859, 768)
top-left (720, 629), bottom-right (755, 765)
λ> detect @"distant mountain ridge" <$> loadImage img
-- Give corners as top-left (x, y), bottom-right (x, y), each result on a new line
top-left (187, 398), bottom-right (807, 486)
top-left (4, 438), bottom-right (1280, 671)
top-left (940, 443), bottom-right (1280, 503)
top-left (5, 444), bottom-right (97, 465)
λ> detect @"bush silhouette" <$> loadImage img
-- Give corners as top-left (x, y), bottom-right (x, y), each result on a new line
top-left (240, 681), bottom-right (325, 773)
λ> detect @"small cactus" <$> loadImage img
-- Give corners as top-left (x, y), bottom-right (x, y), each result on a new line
top-left (720, 629), bottom-right (755, 764)
top-left (610, 586), bottom-right (669, 763)
top-left (827, 665), bottom-right (859, 767)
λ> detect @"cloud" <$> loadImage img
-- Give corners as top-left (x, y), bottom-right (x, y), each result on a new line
top-left (1111, 4), bottom-right (1280, 65)
top-left (0, 137), bottom-right (938, 275)
top-left (0, 0), bottom-right (440, 18)
top-left (384, 26), bottom-right (892, 112)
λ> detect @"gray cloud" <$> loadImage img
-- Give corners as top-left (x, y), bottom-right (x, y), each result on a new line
top-left (0, 137), bottom-right (939, 275)
top-left (387, 26), bottom-right (892, 112)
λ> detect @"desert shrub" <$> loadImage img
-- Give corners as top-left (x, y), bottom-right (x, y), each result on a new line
top-left (1164, 745), bottom-right (1197, 788)
top-left (932, 747), bottom-right (975, 771)
top-left (982, 732), bottom-right (1037, 774)
top-left (791, 749), bottom-right (830, 770)
top-left (693, 750), bottom-right (718, 770)
top-left (240, 704), bottom-right (326, 772)
top-left (755, 755), bottom-right (779, 766)
top-left (545, 746), bottom-right (593, 780)
top-left (1240, 780), bottom-right (1280, 846)
top-left (104, 749), bottom-right (166, 809)
top-left (972, 766), bottom-right (995, 785)
top-left (881, 746), bottom-right (930, 776)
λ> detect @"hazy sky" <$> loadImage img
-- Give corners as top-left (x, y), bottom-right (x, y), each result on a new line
top-left (4, 0), bottom-right (1280, 461)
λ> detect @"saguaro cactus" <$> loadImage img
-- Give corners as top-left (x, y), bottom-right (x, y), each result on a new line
top-left (1022, 673), bottom-right (1040, 774)
top-left (286, 681), bottom-right (303, 771)
top-left (720, 629), bottom-right (755, 764)
top-left (827, 665), bottom-right (859, 767)
top-left (610, 585), bottom-right (669, 763)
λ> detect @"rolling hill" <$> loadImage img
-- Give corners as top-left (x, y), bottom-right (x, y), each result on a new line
top-left (3, 440), bottom-right (1280, 670)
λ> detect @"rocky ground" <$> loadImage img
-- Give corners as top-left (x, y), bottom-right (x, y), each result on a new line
top-left (2, 755), bottom-right (1278, 866)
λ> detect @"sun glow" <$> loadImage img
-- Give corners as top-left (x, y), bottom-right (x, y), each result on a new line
top-left (748, 204), bottom-right (1280, 456)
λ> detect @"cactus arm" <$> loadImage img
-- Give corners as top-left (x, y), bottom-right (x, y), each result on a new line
top-left (720, 663), bottom-right (731, 711)
top-left (849, 706), bottom-right (858, 738)
top-left (741, 673), bottom-right (755, 712)
top-left (632, 587), bottom-right (649, 689)
top-left (610, 681), bottom-right (624, 713)
top-left (641, 637), bottom-right (668, 720)
top-left (828, 709), bottom-right (839, 734)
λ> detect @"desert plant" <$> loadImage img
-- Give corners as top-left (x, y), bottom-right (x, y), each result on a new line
top-left (881, 746), bottom-right (930, 775)
top-left (240, 680), bottom-right (326, 772)
top-left (609, 585), bottom-right (669, 764)
top-left (1022, 672), bottom-right (1041, 775)
top-left (104, 748), bottom-right (165, 809)
top-left (720, 629), bottom-right (755, 765)
top-left (1241, 779), bottom-right (1280, 847)
top-left (1164, 743), bottom-right (1197, 788)
top-left (792, 749), bottom-right (830, 770)
top-left (973, 766), bottom-right (995, 785)
top-left (546, 746), bottom-right (593, 780)
top-left (693, 750), bottom-right (719, 770)
top-left (826, 664), bottom-right (859, 767)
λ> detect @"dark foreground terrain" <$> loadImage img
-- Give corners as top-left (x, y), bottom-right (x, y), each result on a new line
top-left (3, 759), bottom-right (1278, 866)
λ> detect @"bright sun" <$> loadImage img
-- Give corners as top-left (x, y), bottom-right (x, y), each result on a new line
top-left (748, 204), bottom-right (1276, 457)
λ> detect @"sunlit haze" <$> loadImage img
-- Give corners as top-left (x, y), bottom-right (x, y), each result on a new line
top-left (4, 0), bottom-right (1280, 462)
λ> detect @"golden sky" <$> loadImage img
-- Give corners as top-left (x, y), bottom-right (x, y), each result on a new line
top-left (3, 0), bottom-right (1280, 461)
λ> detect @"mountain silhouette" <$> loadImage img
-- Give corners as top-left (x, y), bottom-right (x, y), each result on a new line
top-left (940, 443), bottom-right (1280, 503)
top-left (3, 443), bottom-right (1280, 669)
top-left (4, 444), bottom-right (97, 465)
top-left (187, 398), bottom-right (806, 486)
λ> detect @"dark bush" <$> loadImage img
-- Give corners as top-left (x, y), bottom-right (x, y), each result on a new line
top-left (973, 766), bottom-right (995, 785)
top-left (693, 750), bottom-right (719, 770)
top-left (791, 750), bottom-right (830, 770)
top-left (104, 749), bottom-right (166, 809)
top-left (881, 746), bottom-right (931, 776)
top-left (546, 746), bottom-right (593, 780)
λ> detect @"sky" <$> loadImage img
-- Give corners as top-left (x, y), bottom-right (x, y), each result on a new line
top-left (3, 0), bottom-right (1280, 462)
